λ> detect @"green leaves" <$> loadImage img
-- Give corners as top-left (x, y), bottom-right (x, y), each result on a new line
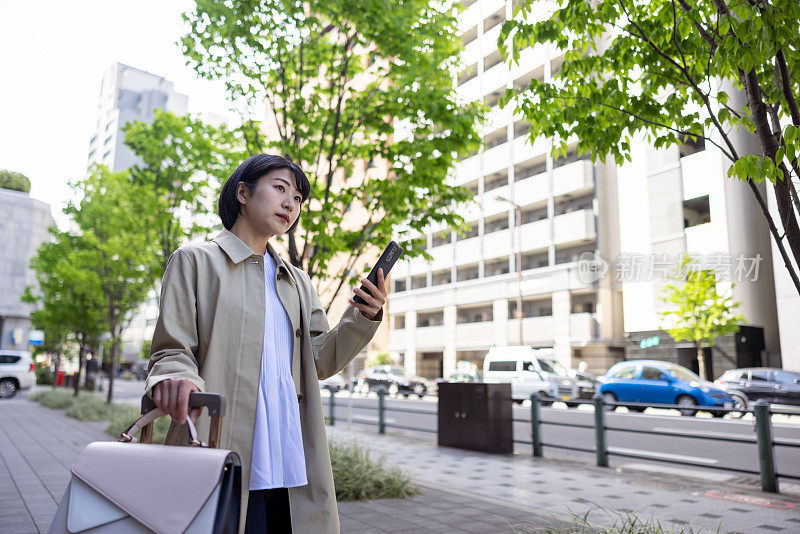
top-left (182, 0), bottom-right (481, 307)
top-left (122, 111), bottom-right (241, 275)
top-left (660, 256), bottom-right (745, 349)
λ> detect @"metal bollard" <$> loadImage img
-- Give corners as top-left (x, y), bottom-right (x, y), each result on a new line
top-left (593, 394), bottom-right (608, 467)
top-left (530, 394), bottom-right (542, 457)
top-left (378, 389), bottom-right (386, 434)
top-left (328, 388), bottom-right (335, 426)
top-left (753, 399), bottom-right (778, 492)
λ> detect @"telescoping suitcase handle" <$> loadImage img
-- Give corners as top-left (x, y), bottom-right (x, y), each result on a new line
top-left (121, 392), bottom-right (227, 448)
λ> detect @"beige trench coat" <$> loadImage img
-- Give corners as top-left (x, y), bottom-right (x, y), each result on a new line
top-left (144, 229), bottom-right (381, 533)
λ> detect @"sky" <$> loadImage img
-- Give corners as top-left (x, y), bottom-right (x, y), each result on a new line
top-left (0, 1), bottom-right (238, 227)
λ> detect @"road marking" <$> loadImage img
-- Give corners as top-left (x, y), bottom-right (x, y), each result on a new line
top-left (652, 426), bottom-right (756, 441)
top-left (351, 415), bottom-right (395, 424)
top-left (704, 490), bottom-right (799, 510)
top-left (609, 446), bottom-right (718, 465)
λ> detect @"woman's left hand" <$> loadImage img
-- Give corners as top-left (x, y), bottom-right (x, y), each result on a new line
top-left (350, 268), bottom-right (388, 320)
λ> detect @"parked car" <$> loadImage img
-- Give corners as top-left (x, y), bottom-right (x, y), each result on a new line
top-left (0, 350), bottom-right (36, 399)
top-left (715, 368), bottom-right (800, 407)
top-left (319, 372), bottom-right (347, 393)
top-left (599, 360), bottom-right (734, 416)
top-left (482, 346), bottom-right (583, 405)
top-left (538, 357), bottom-right (597, 405)
top-left (434, 361), bottom-right (482, 388)
top-left (354, 365), bottom-right (429, 398)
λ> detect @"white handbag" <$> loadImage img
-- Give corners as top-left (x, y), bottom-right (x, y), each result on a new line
top-left (48, 393), bottom-right (241, 534)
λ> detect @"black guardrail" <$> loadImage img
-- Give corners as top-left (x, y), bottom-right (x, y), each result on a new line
top-left (519, 395), bottom-right (800, 493)
top-left (322, 388), bottom-right (799, 493)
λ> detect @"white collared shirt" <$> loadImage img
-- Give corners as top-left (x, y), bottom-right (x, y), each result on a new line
top-left (249, 252), bottom-right (308, 490)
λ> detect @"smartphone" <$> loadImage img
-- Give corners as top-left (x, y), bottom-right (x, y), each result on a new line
top-left (353, 241), bottom-right (404, 304)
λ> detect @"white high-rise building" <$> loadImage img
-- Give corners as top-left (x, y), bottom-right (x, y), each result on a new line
top-left (386, 0), bottom-right (785, 380)
top-left (386, 0), bottom-right (626, 379)
top-left (85, 63), bottom-right (188, 365)
top-left (86, 63), bottom-right (188, 172)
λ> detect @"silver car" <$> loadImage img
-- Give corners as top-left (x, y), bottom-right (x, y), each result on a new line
top-left (0, 350), bottom-right (36, 398)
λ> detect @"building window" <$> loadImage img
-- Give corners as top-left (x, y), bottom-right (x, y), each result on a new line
top-left (431, 269), bottom-right (452, 286)
top-left (432, 230), bottom-right (451, 248)
top-left (553, 148), bottom-right (589, 169)
top-left (514, 121), bottom-right (530, 139)
top-left (457, 305), bottom-right (493, 324)
top-left (457, 264), bottom-right (479, 281)
top-left (484, 213), bottom-right (509, 234)
top-left (458, 62), bottom-right (478, 85)
top-left (508, 299), bottom-right (552, 319)
top-left (485, 257), bottom-right (510, 277)
top-left (457, 222), bottom-right (479, 240)
top-left (393, 315), bottom-right (406, 330)
top-left (484, 128), bottom-right (507, 150)
top-left (555, 243), bottom-right (595, 265)
top-left (521, 252), bottom-right (549, 270)
top-left (515, 158), bottom-right (547, 181)
top-left (464, 180), bottom-right (479, 196)
top-left (484, 91), bottom-right (502, 108)
top-left (554, 193), bottom-right (593, 215)
top-left (418, 310), bottom-right (444, 327)
top-left (411, 275), bottom-right (427, 290)
top-left (521, 205), bottom-right (548, 224)
top-left (462, 25), bottom-right (478, 47)
top-left (679, 133), bottom-right (705, 157)
top-left (483, 51), bottom-right (503, 71)
top-left (483, 5), bottom-right (506, 32)
top-left (571, 293), bottom-right (596, 314)
top-left (484, 171), bottom-right (508, 192)
top-left (394, 279), bottom-right (406, 293)
top-left (683, 195), bottom-right (710, 228)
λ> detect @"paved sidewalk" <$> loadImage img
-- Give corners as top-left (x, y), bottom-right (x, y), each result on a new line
top-left (0, 399), bottom-right (561, 533)
top-left (326, 426), bottom-right (800, 533)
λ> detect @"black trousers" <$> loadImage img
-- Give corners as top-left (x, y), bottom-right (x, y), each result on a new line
top-left (244, 488), bottom-right (292, 534)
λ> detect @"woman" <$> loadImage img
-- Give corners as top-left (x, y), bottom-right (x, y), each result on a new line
top-left (145, 154), bottom-right (387, 533)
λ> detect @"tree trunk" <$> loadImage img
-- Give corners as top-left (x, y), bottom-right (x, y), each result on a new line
top-left (696, 344), bottom-right (707, 381)
top-left (106, 338), bottom-right (119, 404)
top-left (73, 346), bottom-right (85, 397)
top-left (51, 353), bottom-right (61, 390)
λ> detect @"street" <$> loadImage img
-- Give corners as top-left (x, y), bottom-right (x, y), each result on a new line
top-left (321, 390), bottom-right (800, 485)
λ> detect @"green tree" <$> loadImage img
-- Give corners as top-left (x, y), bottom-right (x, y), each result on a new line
top-left (67, 167), bottom-right (160, 403)
top-left (502, 0), bottom-right (800, 296)
top-left (22, 231), bottom-right (107, 394)
top-left (660, 256), bottom-right (745, 380)
top-left (367, 350), bottom-right (392, 368)
top-left (181, 0), bottom-right (482, 309)
top-left (0, 169), bottom-right (31, 193)
top-left (122, 111), bottom-right (242, 276)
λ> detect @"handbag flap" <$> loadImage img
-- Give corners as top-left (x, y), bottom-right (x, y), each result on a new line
top-left (70, 441), bottom-right (238, 534)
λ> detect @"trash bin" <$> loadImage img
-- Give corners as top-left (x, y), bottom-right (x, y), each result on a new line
top-left (437, 382), bottom-right (512, 453)
top-left (56, 370), bottom-right (65, 386)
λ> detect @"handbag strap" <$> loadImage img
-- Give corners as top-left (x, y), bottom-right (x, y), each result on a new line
top-left (119, 408), bottom-right (206, 447)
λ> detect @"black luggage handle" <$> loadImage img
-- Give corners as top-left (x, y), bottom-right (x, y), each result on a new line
top-left (141, 392), bottom-right (226, 417)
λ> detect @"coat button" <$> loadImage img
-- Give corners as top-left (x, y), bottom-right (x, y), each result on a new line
top-left (295, 328), bottom-right (302, 338)
top-left (297, 394), bottom-right (303, 403)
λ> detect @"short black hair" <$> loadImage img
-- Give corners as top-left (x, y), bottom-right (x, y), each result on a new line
top-left (218, 154), bottom-right (311, 232)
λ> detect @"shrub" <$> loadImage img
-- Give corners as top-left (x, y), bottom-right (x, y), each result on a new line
top-left (29, 389), bottom-right (76, 409)
top-left (0, 169), bottom-right (31, 193)
top-left (329, 441), bottom-right (418, 501)
top-left (66, 394), bottom-right (112, 421)
top-left (35, 366), bottom-right (53, 385)
top-left (105, 403), bottom-right (170, 444)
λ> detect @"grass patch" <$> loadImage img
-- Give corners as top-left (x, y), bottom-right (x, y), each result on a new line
top-left (510, 504), bottom-right (712, 533)
top-left (28, 389), bottom-right (169, 443)
top-left (329, 441), bottom-right (419, 501)
top-left (29, 389), bottom-right (77, 409)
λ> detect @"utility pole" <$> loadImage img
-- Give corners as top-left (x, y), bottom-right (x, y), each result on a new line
top-left (496, 196), bottom-right (524, 345)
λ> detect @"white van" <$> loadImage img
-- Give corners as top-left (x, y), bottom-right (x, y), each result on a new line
top-left (482, 346), bottom-right (580, 404)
